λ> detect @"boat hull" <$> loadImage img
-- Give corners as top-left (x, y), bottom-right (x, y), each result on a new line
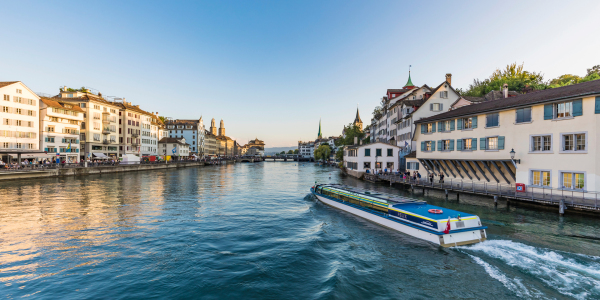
top-left (314, 193), bottom-right (486, 247)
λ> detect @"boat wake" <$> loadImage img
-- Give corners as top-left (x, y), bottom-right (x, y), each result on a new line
top-left (459, 240), bottom-right (600, 299)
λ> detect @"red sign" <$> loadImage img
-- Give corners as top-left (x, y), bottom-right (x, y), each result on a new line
top-left (516, 183), bottom-right (526, 192)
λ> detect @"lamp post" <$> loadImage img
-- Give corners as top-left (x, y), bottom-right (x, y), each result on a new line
top-left (510, 148), bottom-right (520, 168)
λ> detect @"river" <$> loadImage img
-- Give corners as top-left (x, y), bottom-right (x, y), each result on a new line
top-left (0, 163), bottom-right (599, 299)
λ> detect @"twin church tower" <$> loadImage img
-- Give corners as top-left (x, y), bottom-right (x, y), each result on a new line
top-left (209, 118), bottom-right (226, 137)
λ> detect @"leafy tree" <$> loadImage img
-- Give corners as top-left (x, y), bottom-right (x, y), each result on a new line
top-left (293, 149), bottom-right (299, 154)
top-left (372, 105), bottom-right (382, 120)
top-left (335, 148), bottom-right (343, 161)
top-left (335, 123), bottom-right (365, 146)
top-left (461, 63), bottom-right (547, 97)
top-left (314, 144), bottom-right (332, 162)
top-left (287, 150), bottom-right (294, 154)
top-left (280, 151), bottom-right (285, 155)
top-left (587, 65), bottom-right (600, 77)
top-left (549, 74), bottom-right (582, 88)
top-left (158, 116), bottom-right (166, 123)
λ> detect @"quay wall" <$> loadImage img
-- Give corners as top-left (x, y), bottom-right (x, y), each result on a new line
top-left (0, 162), bottom-right (211, 182)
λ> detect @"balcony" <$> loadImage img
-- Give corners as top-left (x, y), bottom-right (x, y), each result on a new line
top-left (131, 133), bottom-right (139, 138)
top-left (102, 127), bottom-right (111, 134)
top-left (102, 119), bottom-right (110, 124)
top-left (103, 140), bottom-right (110, 145)
top-left (131, 143), bottom-right (139, 148)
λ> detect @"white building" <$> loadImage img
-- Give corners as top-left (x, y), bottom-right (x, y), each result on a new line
top-left (158, 137), bottom-right (190, 159)
top-left (166, 118), bottom-right (205, 157)
top-left (39, 98), bottom-right (84, 162)
top-left (0, 81), bottom-right (41, 162)
top-left (298, 141), bottom-right (315, 158)
top-left (343, 142), bottom-right (401, 178)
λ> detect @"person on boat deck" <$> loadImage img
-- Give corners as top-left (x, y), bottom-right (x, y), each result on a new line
top-left (429, 172), bottom-right (434, 183)
top-left (440, 173), bottom-right (445, 183)
top-left (384, 168), bottom-right (387, 174)
top-left (417, 171), bottom-right (421, 179)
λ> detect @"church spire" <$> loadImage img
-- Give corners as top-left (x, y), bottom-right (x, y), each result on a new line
top-left (318, 118), bottom-right (322, 139)
top-left (404, 65), bottom-right (415, 88)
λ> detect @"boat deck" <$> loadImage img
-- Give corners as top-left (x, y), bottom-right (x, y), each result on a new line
top-left (391, 203), bottom-right (475, 220)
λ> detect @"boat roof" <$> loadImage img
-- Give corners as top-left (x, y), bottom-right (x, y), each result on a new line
top-left (391, 203), bottom-right (475, 220)
top-left (321, 184), bottom-right (425, 204)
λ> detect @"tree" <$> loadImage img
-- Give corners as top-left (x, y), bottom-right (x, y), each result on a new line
top-left (461, 63), bottom-right (547, 97)
top-left (314, 144), bottom-right (332, 162)
top-left (335, 123), bottom-right (365, 146)
top-left (280, 151), bottom-right (285, 155)
top-left (287, 150), bottom-right (294, 154)
top-left (549, 74), bottom-right (582, 88)
top-left (293, 149), bottom-right (299, 154)
top-left (587, 65), bottom-right (600, 77)
top-left (372, 105), bottom-right (382, 120)
top-left (335, 147), bottom-right (343, 161)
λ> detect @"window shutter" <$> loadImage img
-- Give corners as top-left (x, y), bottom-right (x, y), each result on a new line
top-left (438, 122), bottom-right (442, 132)
top-left (596, 97), bottom-right (600, 114)
top-left (472, 138), bottom-right (477, 151)
top-left (573, 99), bottom-right (582, 116)
top-left (432, 141), bottom-right (436, 151)
top-left (450, 120), bottom-right (455, 131)
top-left (437, 140), bottom-right (442, 151)
top-left (431, 123), bottom-right (436, 132)
top-left (457, 139), bottom-right (462, 151)
top-left (472, 116), bottom-right (477, 128)
top-left (421, 124), bottom-right (426, 134)
top-left (457, 118), bottom-right (463, 130)
top-left (498, 136), bottom-right (505, 150)
top-left (480, 137), bottom-right (486, 150)
top-left (416, 163), bottom-right (419, 170)
top-left (440, 104), bottom-right (443, 111)
top-left (421, 141), bottom-right (425, 151)
top-left (544, 104), bottom-right (553, 120)
top-left (430, 104), bottom-right (433, 111)
top-left (449, 139), bottom-right (455, 151)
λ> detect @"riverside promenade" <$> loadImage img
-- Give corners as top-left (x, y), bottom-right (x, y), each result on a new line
top-left (0, 159), bottom-right (253, 182)
top-left (364, 173), bottom-right (600, 214)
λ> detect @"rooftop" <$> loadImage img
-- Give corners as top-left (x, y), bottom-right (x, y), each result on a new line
top-left (416, 79), bottom-right (600, 123)
top-left (40, 97), bottom-right (85, 112)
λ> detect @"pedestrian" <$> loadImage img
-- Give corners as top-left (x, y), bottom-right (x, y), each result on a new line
top-left (429, 172), bottom-right (434, 183)
top-left (440, 173), bottom-right (445, 183)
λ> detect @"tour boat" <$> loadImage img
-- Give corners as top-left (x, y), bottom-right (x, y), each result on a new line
top-left (311, 184), bottom-right (487, 247)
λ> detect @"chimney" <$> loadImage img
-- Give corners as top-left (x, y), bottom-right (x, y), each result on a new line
top-left (354, 137), bottom-right (358, 145)
top-left (445, 73), bottom-right (452, 85)
top-left (503, 83), bottom-right (508, 98)
top-left (98, 92), bottom-right (102, 97)
top-left (359, 139), bottom-right (362, 145)
top-left (62, 86), bottom-right (67, 92)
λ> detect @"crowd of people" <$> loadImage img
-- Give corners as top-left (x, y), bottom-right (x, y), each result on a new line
top-left (365, 168), bottom-right (446, 183)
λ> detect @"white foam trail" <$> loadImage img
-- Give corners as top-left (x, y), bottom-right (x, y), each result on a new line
top-left (461, 240), bottom-right (600, 300)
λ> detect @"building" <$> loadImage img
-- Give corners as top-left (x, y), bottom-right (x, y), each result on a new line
top-left (412, 79), bottom-right (600, 191)
top-left (343, 142), bottom-right (401, 178)
top-left (118, 101), bottom-right (153, 158)
top-left (298, 140), bottom-right (315, 158)
top-left (166, 117), bottom-right (205, 156)
top-left (0, 81), bottom-right (41, 162)
top-left (158, 137), bottom-right (190, 159)
top-left (204, 130), bottom-right (217, 156)
top-left (56, 87), bottom-right (121, 160)
top-left (39, 98), bottom-right (84, 162)
top-left (353, 108), bottom-right (363, 131)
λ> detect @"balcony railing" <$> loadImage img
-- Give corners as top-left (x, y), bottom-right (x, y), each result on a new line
top-left (102, 119), bottom-right (110, 124)
top-left (102, 127), bottom-right (111, 134)
top-left (102, 140), bottom-right (111, 145)
top-left (131, 133), bottom-right (139, 138)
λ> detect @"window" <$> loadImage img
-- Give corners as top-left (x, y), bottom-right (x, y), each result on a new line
top-left (439, 91), bottom-right (448, 98)
top-left (3, 95), bottom-right (9, 101)
top-left (441, 140), bottom-right (450, 151)
top-left (561, 172), bottom-right (585, 190)
top-left (16, 89), bottom-right (22, 94)
top-left (376, 149), bottom-right (382, 157)
top-left (531, 135), bottom-right (551, 152)
top-left (425, 141), bottom-right (432, 151)
top-left (516, 107), bottom-right (532, 123)
top-left (531, 170), bottom-right (551, 187)
top-left (427, 123), bottom-right (433, 133)
top-left (430, 103), bottom-right (442, 111)
top-left (562, 133), bottom-right (586, 152)
top-left (486, 113), bottom-right (499, 127)
top-left (443, 120), bottom-right (451, 132)
top-left (365, 148), bottom-right (371, 156)
top-left (556, 101), bottom-right (573, 118)
top-left (387, 149), bottom-right (393, 156)
top-left (364, 162), bottom-right (371, 169)
top-left (487, 137), bottom-right (498, 150)
top-left (463, 138), bottom-right (472, 150)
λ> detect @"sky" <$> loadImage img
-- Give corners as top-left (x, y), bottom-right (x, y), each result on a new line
top-left (1, 0), bottom-right (599, 147)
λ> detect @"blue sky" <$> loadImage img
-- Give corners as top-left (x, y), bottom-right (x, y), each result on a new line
top-left (1, 0), bottom-right (599, 147)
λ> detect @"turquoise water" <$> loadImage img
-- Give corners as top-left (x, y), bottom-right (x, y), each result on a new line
top-left (0, 163), bottom-right (599, 299)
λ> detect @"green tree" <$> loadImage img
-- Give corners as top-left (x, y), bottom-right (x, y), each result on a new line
top-left (372, 105), bottom-right (382, 120)
top-left (293, 149), bottom-right (299, 154)
top-left (280, 151), bottom-right (285, 155)
top-left (587, 65), bottom-right (600, 77)
top-left (461, 62), bottom-right (547, 97)
top-left (549, 74), bottom-right (582, 88)
top-left (335, 123), bottom-right (365, 147)
top-left (314, 144), bottom-right (331, 162)
top-left (335, 147), bottom-right (343, 161)
top-left (287, 150), bottom-right (294, 154)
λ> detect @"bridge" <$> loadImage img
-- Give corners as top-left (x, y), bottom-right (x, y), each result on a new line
top-left (263, 154), bottom-right (313, 162)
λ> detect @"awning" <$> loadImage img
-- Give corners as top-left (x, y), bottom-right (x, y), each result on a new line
top-left (93, 153), bottom-right (108, 158)
top-left (9, 153), bottom-right (55, 159)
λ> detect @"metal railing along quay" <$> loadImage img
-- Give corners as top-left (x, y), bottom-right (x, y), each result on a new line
top-left (0, 160), bottom-right (207, 172)
top-left (373, 174), bottom-right (600, 211)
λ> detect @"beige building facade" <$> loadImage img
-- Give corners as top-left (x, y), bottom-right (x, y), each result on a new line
top-left (413, 80), bottom-right (600, 192)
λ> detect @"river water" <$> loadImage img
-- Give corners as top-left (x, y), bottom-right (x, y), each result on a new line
top-left (0, 163), bottom-right (599, 299)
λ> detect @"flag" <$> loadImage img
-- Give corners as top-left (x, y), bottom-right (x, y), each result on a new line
top-left (67, 142), bottom-right (71, 152)
top-left (443, 216), bottom-right (451, 234)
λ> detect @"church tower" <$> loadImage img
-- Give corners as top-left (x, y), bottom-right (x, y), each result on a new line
top-left (210, 118), bottom-right (217, 135)
top-left (219, 119), bottom-right (225, 136)
top-left (318, 119), bottom-right (322, 139)
top-left (353, 108), bottom-right (363, 131)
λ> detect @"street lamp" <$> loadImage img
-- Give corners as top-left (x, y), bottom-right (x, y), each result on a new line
top-left (510, 148), bottom-right (520, 164)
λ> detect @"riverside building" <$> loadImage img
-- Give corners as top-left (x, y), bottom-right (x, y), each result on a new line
top-left (39, 98), bottom-right (84, 162)
top-left (166, 117), bottom-right (205, 157)
top-left (412, 79), bottom-right (600, 191)
top-left (0, 81), bottom-right (41, 162)
top-left (158, 137), bottom-right (190, 159)
top-left (343, 142), bottom-right (400, 178)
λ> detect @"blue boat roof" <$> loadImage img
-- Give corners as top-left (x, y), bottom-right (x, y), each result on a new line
top-left (391, 203), bottom-right (475, 220)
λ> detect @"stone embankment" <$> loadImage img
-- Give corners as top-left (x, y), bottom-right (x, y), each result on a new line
top-left (0, 160), bottom-right (241, 182)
